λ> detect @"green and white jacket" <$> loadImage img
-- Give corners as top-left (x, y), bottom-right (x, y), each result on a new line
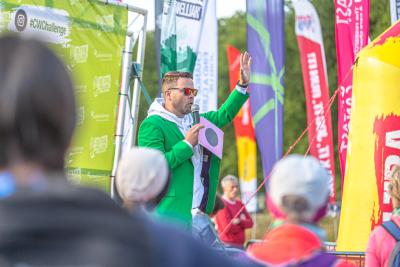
top-left (138, 87), bottom-right (249, 227)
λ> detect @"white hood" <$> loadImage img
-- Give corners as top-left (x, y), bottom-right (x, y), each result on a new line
top-left (147, 98), bottom-right (194, 134)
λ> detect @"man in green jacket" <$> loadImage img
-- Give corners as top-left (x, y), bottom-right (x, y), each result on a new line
top-left (138, 52), bottom-right (252, 228)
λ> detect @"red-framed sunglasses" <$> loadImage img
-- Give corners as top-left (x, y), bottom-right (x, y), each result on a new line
top-left (168, 87), bottom-right (198, 96)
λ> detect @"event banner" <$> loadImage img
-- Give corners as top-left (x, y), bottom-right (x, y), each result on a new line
top-left (0, 0), bottom-right (128, 192)
top-left (391, 0), bottom-right (400, 24)
top-left (335, 0), bottom-right (370, 181)
top-left (246, 0), bottom-right (284, 182)
top-left (160, 0), bottom-right (208, 77)
top-left (227, 45), bottom-right (257, 212)
top-left (193, 0), bottom-right (217, 113)
top-left (293, 0), bottom-right (336, 203)
top-left (337, 21), bottom-right (400, 251)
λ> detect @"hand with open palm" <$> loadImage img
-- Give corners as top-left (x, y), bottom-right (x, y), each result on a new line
top-left (239, 51), bottom-right (252, 86)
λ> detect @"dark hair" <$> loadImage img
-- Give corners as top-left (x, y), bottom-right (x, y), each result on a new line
top-left (281, 195), bottom-right (310, 223)
top-left (161, 71), bottom-right (193, 93)
top-left (0, 35), bottom-right (76, 171)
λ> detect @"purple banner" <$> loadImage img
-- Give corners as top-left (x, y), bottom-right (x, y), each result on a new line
top-left (246, 0), bottom-right (284, 179)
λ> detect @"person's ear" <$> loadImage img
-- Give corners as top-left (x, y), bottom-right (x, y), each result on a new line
top-left (164, 89), bottom-right (172, 101)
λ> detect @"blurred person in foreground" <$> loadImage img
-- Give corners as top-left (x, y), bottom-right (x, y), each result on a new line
top-left (116, 147), bottom-right (264, 267)
top-left (116, 147), bottom-right (170, 215)
top-left (0, 38), bottom-right (15, 200)
top-left (0, 143), bottom-right (13, 199)
top-left (247, 155), bottom-right (354, 267)
top-left (365, 164), bottom-right (400, 267)
top-left (0, 34), bottom-right (159, 266)
top-left (215, 175), bottom-right (253, 249)
top-left (138, 52), bottom-right (251, 228)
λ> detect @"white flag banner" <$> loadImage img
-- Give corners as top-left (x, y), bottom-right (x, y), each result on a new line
top-left (390, 0), bottom-right (400, 24)
top-left (160, 0), bottom-right (208, 76)
top-left (193, 0), bottom-right (217, 112)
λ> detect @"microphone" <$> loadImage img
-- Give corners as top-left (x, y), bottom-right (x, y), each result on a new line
top-left (191, 104), bottom-right (200, 125)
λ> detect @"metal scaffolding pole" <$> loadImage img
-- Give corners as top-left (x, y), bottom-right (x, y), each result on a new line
top-left (128, 11), bottom-right (147, 148)
top-left (100, 0), bottom-right (147, 196)
top-left (97, 0), bottom-right (147, 16)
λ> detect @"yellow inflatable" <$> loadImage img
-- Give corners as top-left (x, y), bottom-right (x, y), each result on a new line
top-left (337, 21), bottom-right (400, 251)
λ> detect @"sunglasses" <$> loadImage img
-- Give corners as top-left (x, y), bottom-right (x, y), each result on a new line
top-left (168, 87), bottom-right (198, 96)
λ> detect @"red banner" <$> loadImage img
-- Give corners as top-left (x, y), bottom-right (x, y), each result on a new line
top-left (335, 0), bottom-right (370, 183)
top-left (227, 46), bottom-right (255, 139)
top-left (294, 0), bottom-right (336, 203)
top-left (373, 115), bottom-right (400, 227)
top-left (226, 45), bottom-right (257, 212)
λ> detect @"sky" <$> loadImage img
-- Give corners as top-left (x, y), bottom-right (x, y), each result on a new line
top-left (123, 0), bottom-right (246, 31)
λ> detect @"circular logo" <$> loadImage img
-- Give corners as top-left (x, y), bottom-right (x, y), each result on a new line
top-left (15, 9), bottom-right (28, 32)
top-left (205, 128), bottom-right (218, 147)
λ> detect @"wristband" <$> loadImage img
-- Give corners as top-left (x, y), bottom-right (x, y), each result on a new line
top-left (237, 81), bottom-right (249, 88)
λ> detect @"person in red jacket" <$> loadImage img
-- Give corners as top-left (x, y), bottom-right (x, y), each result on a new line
top-left (215, 175), bottom-right (253, 248)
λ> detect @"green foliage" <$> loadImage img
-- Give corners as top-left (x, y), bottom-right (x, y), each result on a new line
top-left (137, 0), bottom-right (391, 200)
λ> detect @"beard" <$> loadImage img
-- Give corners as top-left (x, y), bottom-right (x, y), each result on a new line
top-left (171, 98), bottom-right (192, 116)
top-left (183, 103), bottom-right (192, 114)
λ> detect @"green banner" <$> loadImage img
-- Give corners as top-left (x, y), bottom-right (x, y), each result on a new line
top-left (0, 0), bottom-right (128, 192)
top-left (160, 0), bottom-right (208, 77)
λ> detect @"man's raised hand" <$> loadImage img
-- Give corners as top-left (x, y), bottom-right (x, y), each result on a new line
top-left (239, 51), bottom-right (252, 85)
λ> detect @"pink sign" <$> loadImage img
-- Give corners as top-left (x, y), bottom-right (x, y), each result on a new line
top-left (335, 0), bottom-right (370, 183)
top-left (199, 117), bottom-right (224, 159)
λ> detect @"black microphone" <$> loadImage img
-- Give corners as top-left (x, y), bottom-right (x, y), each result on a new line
top-left (191, 103), bottom-right (200, 125)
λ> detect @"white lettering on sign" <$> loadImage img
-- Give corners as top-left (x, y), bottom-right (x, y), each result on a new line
top-left (336, 0), bottom-right (353, 25)
top-left (386, 130), bottom-right (400, 150)
top-left (306, 51), bottom-right (334, 194)
top-left (307, 52), bottom-right (321, 98)
top-left (383, 130), bottom-right (400, 204)
top-left (175, 0), bottom-right (203, 21)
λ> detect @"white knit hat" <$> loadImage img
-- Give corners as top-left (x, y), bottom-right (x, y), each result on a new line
top-left (268, 154), bottom-right (330, 221)
top-left (116, 147), bottom-right (169, 203)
